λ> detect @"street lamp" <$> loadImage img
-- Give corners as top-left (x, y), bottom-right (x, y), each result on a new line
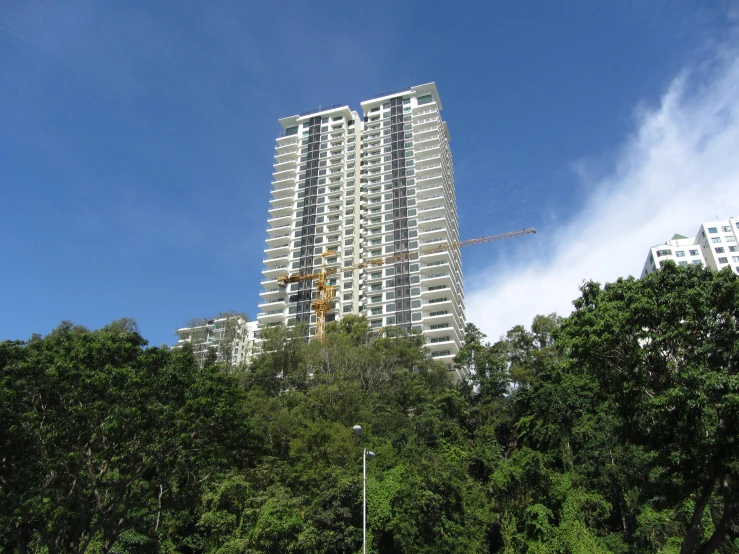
top-left (353, 425), bottom-right (375, 554)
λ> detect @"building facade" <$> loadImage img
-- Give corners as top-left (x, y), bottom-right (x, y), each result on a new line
top-left (175, 315), bottom-right (259, 367)
top-left (642, 217), bottom-right (739, 277)
top-left (258, 83), bottom-right (464, 370)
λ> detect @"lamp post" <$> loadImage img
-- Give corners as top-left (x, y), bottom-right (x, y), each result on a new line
top-left (353, 425), bottom-right (374, 554)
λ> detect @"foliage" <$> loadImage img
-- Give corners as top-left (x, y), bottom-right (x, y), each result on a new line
top-left (2, 264), bottom-right (739, 553)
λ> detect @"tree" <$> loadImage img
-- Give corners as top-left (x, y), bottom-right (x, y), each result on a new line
top-left (559, 263), bottom-right (739, 554)
top-left (0, 320), bottom-right (256, 553)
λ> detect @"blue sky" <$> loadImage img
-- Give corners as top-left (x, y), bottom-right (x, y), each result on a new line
top-left (1, 0), bottom-right (738, 345)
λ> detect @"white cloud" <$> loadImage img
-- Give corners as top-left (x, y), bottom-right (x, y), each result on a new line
top-left (466, 38), bottom-right (739, 342)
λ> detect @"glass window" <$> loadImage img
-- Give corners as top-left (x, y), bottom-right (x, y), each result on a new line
top-left (716, 247), bottom-right (725, 253)
top-left (417, 94), bottom-right (433, 105)
top-left (727, 236), bottom-right (736, 242)
top-left (675, 251), bottom-right (685, 257)
top-left (718, 257), bottom-right (728, 263)
top-left (708, 227), bottom-right (718, 233)
top-left (732, 256), bottom-right (739, 262)
top-left (689, 249), bottom-right (699, 256)
top-left (730, 246), bottom-right (739, 252)
top-left (712, 237), bottom-right (722, 243)
top-left (678, 261), bottom-right (688, 267)
top-left (656, 249), bottom-right (672, 257)
top-left (692, 260), bottom-right (703, 266)
top-left (722, 226), bottom-right (731, 232)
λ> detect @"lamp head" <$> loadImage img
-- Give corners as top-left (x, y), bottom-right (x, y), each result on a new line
top-left (366, 451), bottom-right (375, 459)
top-left (352, 425), bottom-right (362, 435)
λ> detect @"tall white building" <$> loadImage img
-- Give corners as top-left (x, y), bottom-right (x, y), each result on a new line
top-left (642, 217), bottom-right (739, 277)
top-left (258, 83), bottom-right (464, 370)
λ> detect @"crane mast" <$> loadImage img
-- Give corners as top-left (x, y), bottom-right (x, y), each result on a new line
top-left (277, 227), bottom-right (536, 342)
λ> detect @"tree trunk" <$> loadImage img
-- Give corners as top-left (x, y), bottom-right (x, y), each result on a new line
top-left (679, 474), bottom-right (718, 554)
top-left (695, 501), bottom-right (737, 554)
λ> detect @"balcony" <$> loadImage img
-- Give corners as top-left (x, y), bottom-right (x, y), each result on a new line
top-left (272, 177), bottom-right (295, 190)
top-left (415, 142), bottom-right (439, 154)
top-left (275, 137), bottom-right (298, 148)
top-left (416, 195), bottom-right (444, 209)
top-left (270, 188), bottom-right (293, 201)
top-left (267, 213), bottom-right (292, 227)
top-left (260, 287), bottom-right (283, 299)
top-left (258, 298), bottom-right (286, 310)
top-left (264, 240), bottom-right (290, 255)
top-left (262, 264), bottom-right (290, 279)
top-left (268, 204), bottom-right (292, 218)
top-left (257, 310), bottom-right (285, 324)
top-left (263, 254), bottom-right (288, 267)
top-left (413, 106), bottom-right (439, 117)
top-left (274, 148), bottom-right (298, 160)
top-left (272, 167), bottom-right (297, 181)
top-left (266, 223), bottom-right (291, 236)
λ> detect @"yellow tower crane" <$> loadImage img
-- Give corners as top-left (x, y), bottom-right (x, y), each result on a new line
top-left (277, 227), bottom-right (536, 342)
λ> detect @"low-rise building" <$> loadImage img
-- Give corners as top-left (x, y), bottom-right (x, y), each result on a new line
top-left (174, 314), bottom-right (259, 367)
top-left (642, 217), bottom-right (739, 277)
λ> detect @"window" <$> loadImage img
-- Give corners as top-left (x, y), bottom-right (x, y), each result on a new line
top-left (689, 249), bottom-right (699, 256)
top-left (343, 282), bottom-right (353, 289)
top-left (343, 305), bottom-right (352, 313)
top-left (692, 260), bottom-right (703, 266)
top-left (732, 256), bottom-right (739, 262)
top-left (417, 94), bottom-right (433, 105)
top-left (385, 316), bottom-right (396, 325)
top-left (679, 261), bottom-right (688, 267)
top-left (370, 320), bottom-right (382, 329)
top-left (429, 336), bottom-right (450, 343)
top-left (718, 257), bottom-right (728, 263)
top-left (708, 227), bottom-right (718, 233)
top-left (656, 249), bottom-right (672, 257)
top-left (727, 236), bottom-right (736, 242)
top-left (371, 307), bottom-right (382, 316)
top-left (730, 246), bottom-right (739, 252)
top-left (722, 226), bottom-right (731, 232)
top-left (712, 237), bottom-right (722, 243)
top-left (716, 247), bottom-right (725, 253)
top-left (675, 251), bottom-right (685, 257)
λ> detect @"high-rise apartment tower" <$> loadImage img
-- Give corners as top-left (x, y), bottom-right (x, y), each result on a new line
top-left (259, 83), bottom-right (464, 370)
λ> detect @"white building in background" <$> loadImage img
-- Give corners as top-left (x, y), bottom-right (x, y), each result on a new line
top-left (174, 315), bottom-right (259, 367)
top-left (642, 217), bottom-right (739, 277)
top-left (258, 83), bottom-right (464, 370)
